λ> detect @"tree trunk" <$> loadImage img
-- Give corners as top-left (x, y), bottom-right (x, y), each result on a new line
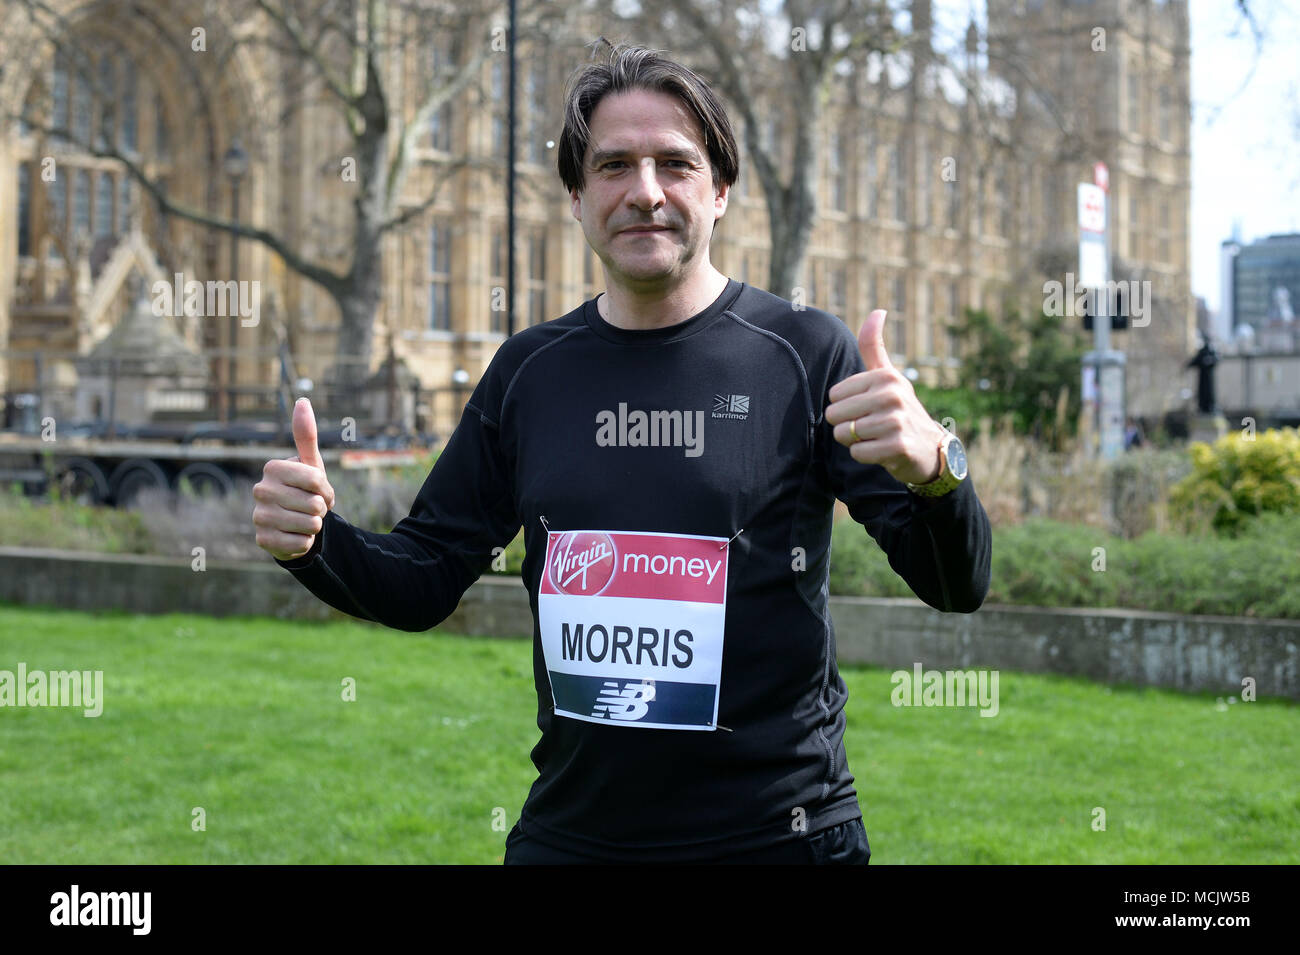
top-left (329, 49), bottom-right (390, 398)
top-left (332, 274), bottom-right (381, 389)
top-left (765, 110), bottom-right (821, 300)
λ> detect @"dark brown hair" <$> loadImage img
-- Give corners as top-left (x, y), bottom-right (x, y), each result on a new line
top-left (557, 39), bottom-right (739, 197)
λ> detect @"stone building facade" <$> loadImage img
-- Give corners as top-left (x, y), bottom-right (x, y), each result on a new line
top-left (0, 0), bottom-right (1193, 437)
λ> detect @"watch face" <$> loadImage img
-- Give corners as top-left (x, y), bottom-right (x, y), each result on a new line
top-left (945, 435), bottom-right (969, 480)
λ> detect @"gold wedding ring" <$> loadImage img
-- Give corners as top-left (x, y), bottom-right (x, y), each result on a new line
top-left (849, 418), bottom-right (860, 443)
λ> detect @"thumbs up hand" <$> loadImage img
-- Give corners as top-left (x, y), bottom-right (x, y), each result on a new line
top-left (825, 309), bottom-right (947, 486)
top-left (292, 394), bottom-right (327, 471)
top-left (253, 397), bottom-right (336, 561)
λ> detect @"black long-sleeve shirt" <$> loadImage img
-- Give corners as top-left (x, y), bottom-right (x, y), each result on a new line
top-left (276, 278), bottom-right (992, 861)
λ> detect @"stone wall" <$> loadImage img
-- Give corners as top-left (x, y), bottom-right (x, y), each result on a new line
top-left (1, 547), bottom-right (1294, 700)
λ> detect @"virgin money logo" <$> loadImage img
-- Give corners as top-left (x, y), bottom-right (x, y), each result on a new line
top-left (548, 532), bottom-right (617, 596)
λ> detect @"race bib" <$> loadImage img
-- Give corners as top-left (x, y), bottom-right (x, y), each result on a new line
top-left (538, 529), bottom-right (729, 731)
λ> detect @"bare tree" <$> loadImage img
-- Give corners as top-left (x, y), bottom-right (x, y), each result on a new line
top-left (5, 0), bottom-right (571, 388)
top-left (602, 0), bottom-right (903, 298)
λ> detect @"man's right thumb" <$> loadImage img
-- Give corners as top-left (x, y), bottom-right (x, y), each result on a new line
top-left (292, 397), bottom-right (325, 470)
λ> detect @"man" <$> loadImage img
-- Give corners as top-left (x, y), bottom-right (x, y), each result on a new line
top-left (253, 42), bottom-right (991, 864)
top-left (1124, 417), bottom-right (1144, 450)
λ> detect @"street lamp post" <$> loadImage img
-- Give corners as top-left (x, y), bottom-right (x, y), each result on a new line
top-left (222, 139), bottom-right (248, 426)
top-left (507, 0), bottom-right (517, 337)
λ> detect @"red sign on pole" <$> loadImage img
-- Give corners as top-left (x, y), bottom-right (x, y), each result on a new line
top-left (1094, 161), bottom-right (1109, 193)
top-left (1078, 183), bottom-right (1106, 234)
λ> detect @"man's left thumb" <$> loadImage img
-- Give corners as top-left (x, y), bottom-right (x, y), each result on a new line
top-left (859, 309), bottom-right (892, 371)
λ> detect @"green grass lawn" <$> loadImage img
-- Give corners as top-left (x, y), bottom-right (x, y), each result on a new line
top-left (1, 605), bottom-right (1296, 863)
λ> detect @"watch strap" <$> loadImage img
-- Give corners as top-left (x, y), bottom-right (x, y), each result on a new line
top-left (906, 430), bottom-right (964, 497)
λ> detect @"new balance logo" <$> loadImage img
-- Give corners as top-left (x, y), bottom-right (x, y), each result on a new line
top-left (592, 680), bottom-right (656, 721)
top-left (712, 394), bottom-right (749, 420)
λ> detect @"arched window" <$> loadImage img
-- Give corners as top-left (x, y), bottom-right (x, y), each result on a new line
top-left (948, 280), bottom-right (962, 360)
top-left (828, 129), bottom-right (847, 212)
top-left (997, 166), bottom-right (1011, 237)
top-left (47, 175), bottom-right (68, 258)
top-left (527, 228), bottom-right (546, 325)
top-left (17, 163), bottom-right (31, 257)
top-left (831, 264), bottom-right (848, 314)
top-left (117, 173), bottom-right (132, 232)
top-left (51, 53), bottom-right (70, 144)
top-left (121, 60), bottom-right (138, 153)
top-left (154, 92), bottom-right (168, 157)
top-left (97, 57), bottom-right (116, 149)
top-left (490, 58), bottom-right (506, 158)
top-left (1126, 62), bottom-right (1140, 133)
top-left (889, 144), bottom-right (905, 221)
top-left (864, 133), bottom-right (877, 218)
top-left (72, 67), bottom-right (92, 144)
top-left (892, 274), bottom-right (907, 356)
top-left (73, 169), bottom-right (91, 237)
top-left (921, 279), bottom-right (934, 356)
top-left (916, 143), bottom-right (930, 227)
top-left (25, 42), bottom-right (152, 273)
top-left (428, 220), bottom-right (452, 330)
top-left (526, 62), bottom-right (546, 165)
top-left (428, 33), bottom-right (456, 153)
top-left (95, 171), bottom-right (114, 238)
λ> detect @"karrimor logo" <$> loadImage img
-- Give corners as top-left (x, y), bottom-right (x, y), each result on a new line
top-left (547, 531), bottom-right (617, 596)
top-left (712, 394), bottom-right (749, 420)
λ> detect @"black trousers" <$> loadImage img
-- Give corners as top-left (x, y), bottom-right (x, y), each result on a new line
top-left (504, 817), bottom-right (870, 865)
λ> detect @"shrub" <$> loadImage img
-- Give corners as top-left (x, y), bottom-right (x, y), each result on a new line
top-left (942, 306), bottom-right (1087, 450)
top-left (0, 489), bottom-right (152, 553)
top-left (944, 420), bottom-right (1190, 538)
top-left (132, 480), bottom-right (262, 560)
top-left (1105, 447), bottom-right (1193, 538)
top-left (1169, 428), bottom-right (1300, 535)
top-left (828, 510), bottom-right (1300, 619)
top-left (123, 446), bottom-right (534, 571)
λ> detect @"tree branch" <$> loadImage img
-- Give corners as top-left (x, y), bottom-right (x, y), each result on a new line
top-left (253, 0), bottom-right (361, 125)
top-left (387, 17), bottom-right (492, 206)
top-left (378, 155), bottom-right (474, 234)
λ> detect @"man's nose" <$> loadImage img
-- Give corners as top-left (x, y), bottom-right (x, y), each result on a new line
top-left (627, 159), bottom-right (666, 208)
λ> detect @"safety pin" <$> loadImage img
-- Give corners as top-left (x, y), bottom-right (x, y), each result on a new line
top-left (718, 528), bottom-right (744, 551)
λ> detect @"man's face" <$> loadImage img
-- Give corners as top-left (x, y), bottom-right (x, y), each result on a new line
top-left (570, 88), bottom-right (729, 292)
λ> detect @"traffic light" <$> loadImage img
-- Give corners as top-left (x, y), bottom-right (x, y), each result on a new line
top-left (1082, 286), bottom-right (1130, 331)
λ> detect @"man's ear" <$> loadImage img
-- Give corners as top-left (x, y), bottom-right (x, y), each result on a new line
top-left (570, 187), bottom-right (582, 222)
top-left (714, 180), bottom-right (730, 222)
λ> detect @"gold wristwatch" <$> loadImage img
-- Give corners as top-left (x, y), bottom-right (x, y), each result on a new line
top-left (906, 426), bottom-right (969, 498)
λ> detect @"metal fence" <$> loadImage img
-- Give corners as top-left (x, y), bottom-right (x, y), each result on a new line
top-left (0, 347), bottom-right (456, 446)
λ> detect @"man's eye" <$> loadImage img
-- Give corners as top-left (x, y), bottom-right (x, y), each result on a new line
top-left (601, 160), bottom-right (689, 170)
